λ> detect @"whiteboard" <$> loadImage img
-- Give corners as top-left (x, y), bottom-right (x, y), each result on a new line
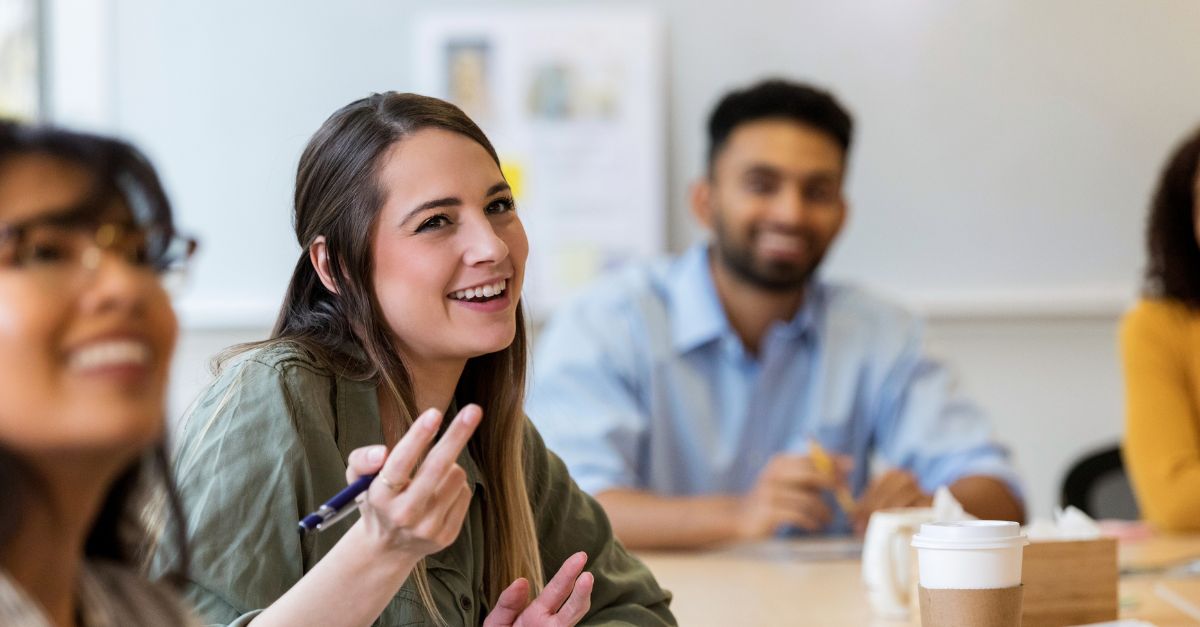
top-left (45, 0), bottom-right (1200, 327)
top-left (413, 8), bottom-right (666, 316)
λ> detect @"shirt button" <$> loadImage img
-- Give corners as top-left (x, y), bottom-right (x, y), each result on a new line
top-left (459, 595), bottom-right (473, 612)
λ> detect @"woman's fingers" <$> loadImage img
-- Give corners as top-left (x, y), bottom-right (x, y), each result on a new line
top-left (434, 483), bottom-right (473, 543)
top-left (389, 405), bottom-right (481, 509)
top-left (345, 444), bottom-right (388, 484)
top-left (370, 408), bottom-right (443, 501)
top-left (553, 572), bottom-right (593, 626)
top-left (420, 404), bottom-right (483, 476)
top-left (405, 464), bottom-right (470, 538)
top-left (481, 578), bottom-right (530, 627)
top-left (535, 551), bottom-right (588, 613)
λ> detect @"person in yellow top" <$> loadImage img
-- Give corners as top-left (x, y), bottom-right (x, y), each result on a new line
top-left (1121, 125), bottom-right (1200, 532)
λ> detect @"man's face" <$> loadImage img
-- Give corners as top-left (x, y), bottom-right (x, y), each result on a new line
top-left (694, 119), bottom-right (847, 292)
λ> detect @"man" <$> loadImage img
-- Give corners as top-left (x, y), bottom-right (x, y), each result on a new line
top-left (527, 79), bottom-right (1024, 550)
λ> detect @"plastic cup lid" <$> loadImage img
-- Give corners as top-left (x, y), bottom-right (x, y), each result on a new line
top-left (911, 520), bottom-right (1028, 550)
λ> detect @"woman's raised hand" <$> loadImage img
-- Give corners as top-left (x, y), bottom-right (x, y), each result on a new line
top-left (345, 404), bottom-right (481, 558)
top-left (482, 552), bottom-right (594, 627)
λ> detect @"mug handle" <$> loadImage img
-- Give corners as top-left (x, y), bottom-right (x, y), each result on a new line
top-left (885, 523), bottom-right (915, 608)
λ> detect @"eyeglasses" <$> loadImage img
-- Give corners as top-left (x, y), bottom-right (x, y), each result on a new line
top-left (0, 214), bottom-right (198, 292)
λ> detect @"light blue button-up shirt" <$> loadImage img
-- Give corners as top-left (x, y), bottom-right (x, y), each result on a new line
top-left (528, 243), bottom-right (1023, 532)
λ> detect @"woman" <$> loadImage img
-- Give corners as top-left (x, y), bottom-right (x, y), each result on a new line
top-left (1121, 125), bottom-right (1200, 532)
top-left (152, 93), bottom-right (675, 626)
top-left (0, 122), bottom-right (198, 625)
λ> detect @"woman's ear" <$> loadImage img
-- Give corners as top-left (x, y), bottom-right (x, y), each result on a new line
top-left (309, 236), bottom-right (339, 294)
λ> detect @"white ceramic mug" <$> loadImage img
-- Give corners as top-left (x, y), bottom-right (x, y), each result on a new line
top-left (861, 507), bottom-right (936, 618)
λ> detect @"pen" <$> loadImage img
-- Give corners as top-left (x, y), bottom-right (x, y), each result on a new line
top-left (298, 472), bottom-right (376, 533)
top-left (808, 439), bottom-right (857, 515)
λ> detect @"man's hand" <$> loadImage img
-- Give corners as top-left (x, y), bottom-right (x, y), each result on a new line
top-left (735, 453), bottom-right (851, 538)
top-left (851, 469), bottom-right (932, 534)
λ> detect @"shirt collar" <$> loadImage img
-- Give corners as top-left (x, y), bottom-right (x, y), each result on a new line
top-left (667, 241), bottom-right (823, 353)
top-left (667, 243), bottom-right (732, 353)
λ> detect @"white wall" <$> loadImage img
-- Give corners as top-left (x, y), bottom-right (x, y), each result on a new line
top-left (47, 0), bottom-right (1187, 519)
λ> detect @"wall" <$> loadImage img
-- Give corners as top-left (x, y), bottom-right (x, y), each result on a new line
top-left (46, 0), bottom-right (1194, 519)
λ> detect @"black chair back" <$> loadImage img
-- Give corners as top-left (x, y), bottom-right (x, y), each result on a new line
top-left (1060, 445), bottom-right (1139, 520)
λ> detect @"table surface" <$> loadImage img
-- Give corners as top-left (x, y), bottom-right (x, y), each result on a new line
top-left (635, 535), bottom-right (1200, 626)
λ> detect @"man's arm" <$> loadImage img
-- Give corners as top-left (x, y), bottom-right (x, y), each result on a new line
top-left (596, 489), bottom-right (744, 550)
top-left (869, 313), bottom-right (1028, 523)
top-left (949, 475), bottom-right (1025, 523)
top-left (849, 469), bottom-right (1023, 534)
top-left (597, 454), bottom-right (845, 550)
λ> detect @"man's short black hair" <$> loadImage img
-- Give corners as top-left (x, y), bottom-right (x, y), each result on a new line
top-left (706, 78), bottom-right (853, 172)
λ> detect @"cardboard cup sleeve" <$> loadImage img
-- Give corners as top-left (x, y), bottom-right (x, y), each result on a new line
top-left (918, 585), bottom-right (1023, 627)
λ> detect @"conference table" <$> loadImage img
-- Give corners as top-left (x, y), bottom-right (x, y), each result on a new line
top-left (636, 535), bottom-right (1200, 626)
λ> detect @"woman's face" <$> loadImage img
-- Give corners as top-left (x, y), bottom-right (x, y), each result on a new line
top-left (0, 154), bottom-right (177, 462)
top-left (371, 128), bottom-right (528, 368)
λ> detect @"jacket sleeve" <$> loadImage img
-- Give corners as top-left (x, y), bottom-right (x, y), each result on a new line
top-left (1121, 301), bottom-right (1200, 530)
top-left (150, 359), bottom-right (342, 626)
top-left (522, 419), bottom-right (676, 626)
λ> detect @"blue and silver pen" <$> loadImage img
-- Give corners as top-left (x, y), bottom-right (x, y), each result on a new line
top-left (298, 473), bottom-right (376, 533)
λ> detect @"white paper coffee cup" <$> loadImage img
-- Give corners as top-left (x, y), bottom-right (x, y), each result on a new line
top-left (911, 520), bottom-right (1028, 589)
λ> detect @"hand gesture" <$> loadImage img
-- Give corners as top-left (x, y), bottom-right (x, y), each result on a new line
top-left (345, 404), bottom-right (481, 559)
top-left (736, 452), bottom-right (852, 538)
top-left (851, 469), bottom-right (932, 534)
top-left (482, 552), bottom-right (594, 627)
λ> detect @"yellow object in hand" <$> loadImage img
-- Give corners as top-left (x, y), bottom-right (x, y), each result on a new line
top-left (809, 439), bottom-right (857, 515)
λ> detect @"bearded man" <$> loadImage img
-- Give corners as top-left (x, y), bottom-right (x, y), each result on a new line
top-left (527, 79), bottom-right (1025, 549)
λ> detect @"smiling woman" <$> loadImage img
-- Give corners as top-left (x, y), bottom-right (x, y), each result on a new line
top-left (150, 92), bottom-right (675, 627)
top-left (0, 122), bottom-right (198, 625)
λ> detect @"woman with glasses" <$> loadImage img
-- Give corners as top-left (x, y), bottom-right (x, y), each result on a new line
top-left (0, 122), bottom-right (198, 625)
top-left (153, 92), bottom-right (674, 626)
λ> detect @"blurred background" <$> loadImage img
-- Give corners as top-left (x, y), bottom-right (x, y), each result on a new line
top-left (6, 0), bottom-right (1200, 519)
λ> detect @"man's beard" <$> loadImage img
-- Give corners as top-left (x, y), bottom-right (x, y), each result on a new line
top-left (711, 214), bottom-right (822, 293)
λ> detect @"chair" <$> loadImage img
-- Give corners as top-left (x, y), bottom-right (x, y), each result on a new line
top-left (1060, 445), bottom-right (1140, 520)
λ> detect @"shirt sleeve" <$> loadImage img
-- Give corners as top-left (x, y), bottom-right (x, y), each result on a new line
top-left (152, 359), bottom-right (337, 626)
top-left (527, 300), bottom-right (648, 494)
top-left (1120, 301), bottom-right (1200, 531)
top-left (870, 317), bottom-right (1025, 501)
top-left (523, 420), bottom-right (676, 626)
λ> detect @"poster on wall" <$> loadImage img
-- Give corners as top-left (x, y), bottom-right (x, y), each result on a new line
top-left (415, 8), bottom-right (665, 318)
top-left (0, 0), bottom-right (40, 121)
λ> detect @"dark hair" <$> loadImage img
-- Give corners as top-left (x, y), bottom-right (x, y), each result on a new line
top-left (220, 92), bottom-right (543, 618)
top-left (0, 121), bottom-right (189, 577)
top-left (1143, 126), bottom-right (1200, 306)
top-left (706, 78), bottom-right (854, 173)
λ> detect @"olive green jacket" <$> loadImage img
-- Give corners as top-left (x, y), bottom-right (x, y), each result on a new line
top-left (151, 344), bottom-right (674, 626)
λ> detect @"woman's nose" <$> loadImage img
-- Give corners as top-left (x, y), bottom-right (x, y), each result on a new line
top-left (462, 218), bottom-right (509, 266)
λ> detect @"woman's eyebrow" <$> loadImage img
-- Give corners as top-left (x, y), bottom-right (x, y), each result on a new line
top-left (401, 196), bottom-right (461, 226)
top-left (401, 181), bottom-right (513, 226)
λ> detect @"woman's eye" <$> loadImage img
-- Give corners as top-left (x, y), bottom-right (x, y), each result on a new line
top-left (21, 238), bottom-right (73, 265)
top-left (416, 215), bottom-right (451, 233)
top-left (486, 198), bottom-right (516, 215)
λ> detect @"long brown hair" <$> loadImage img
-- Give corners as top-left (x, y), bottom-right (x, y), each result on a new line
top-left (221, 93), bottom-right (543, 618)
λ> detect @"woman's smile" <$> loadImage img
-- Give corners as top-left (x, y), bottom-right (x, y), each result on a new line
top-left (448, 277), bottom-right (512, 313)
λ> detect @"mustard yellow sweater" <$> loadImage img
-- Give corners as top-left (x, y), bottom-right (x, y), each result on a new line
top-left (1121, 299), bottom-right (1200, 531)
